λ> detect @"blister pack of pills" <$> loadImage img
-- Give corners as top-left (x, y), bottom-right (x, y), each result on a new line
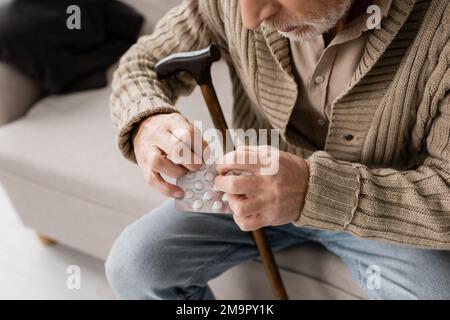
top-left (176, 163), bottom-right (232, 214)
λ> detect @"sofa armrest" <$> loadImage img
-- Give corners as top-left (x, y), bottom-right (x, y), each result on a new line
top-left (0, 62), bottom-right (43, 126)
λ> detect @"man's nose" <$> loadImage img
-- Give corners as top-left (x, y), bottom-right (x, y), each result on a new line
top-left (239, 0), bottom-right (280, 30)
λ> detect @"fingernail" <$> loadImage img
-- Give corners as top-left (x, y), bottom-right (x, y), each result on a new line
top-left (174, 191), bottom-right (184, 199)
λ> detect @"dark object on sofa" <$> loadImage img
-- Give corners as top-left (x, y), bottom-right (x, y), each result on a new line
top-left (0, 0), bottom-right (143, 94)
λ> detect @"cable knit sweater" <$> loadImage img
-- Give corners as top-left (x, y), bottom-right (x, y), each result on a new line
top-left (110, 0), bottom-right (450, 249)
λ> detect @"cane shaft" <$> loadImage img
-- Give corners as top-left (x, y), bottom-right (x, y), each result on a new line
top-left (252, 229), bottom-right (288, 300)
top-left (199, 85), bottom-right (231, 149)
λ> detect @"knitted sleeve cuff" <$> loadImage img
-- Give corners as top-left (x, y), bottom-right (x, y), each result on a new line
top-left (115, 96), bottom-right (179, 163)
top-left (293, 151), bottom-right (361, 231)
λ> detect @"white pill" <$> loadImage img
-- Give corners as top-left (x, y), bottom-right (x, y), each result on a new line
top-left (213, 201), bottom-right (223, 210)
top-left (212, 185), bottom-right (219, 192)
top-left (184, 189), bottom-right (194, 199)
top-left (203, 191), bottom-right (213, 201)
top-left (186, 172), bottom-right (196, 179)
top-left (192, 200), bottom-right (203, 210)
top-left (194, 181), bottom-right (204, 190)
top-left (222, 193), bottom-right (229, 202)
top-left (204, 172), bottom-right (215, 181)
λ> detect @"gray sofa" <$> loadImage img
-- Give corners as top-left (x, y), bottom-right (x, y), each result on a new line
top-left (0, 0), bottom-right (365, 299)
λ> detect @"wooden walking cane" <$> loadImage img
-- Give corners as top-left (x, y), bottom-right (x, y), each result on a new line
top-left (155, 45), bottom-right (288, 300)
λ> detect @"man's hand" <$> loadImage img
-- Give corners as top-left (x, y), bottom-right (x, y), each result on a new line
top-left (133, 113), bottom-right (208, 198)
top-left (214, 146), bottom-right (309, 231)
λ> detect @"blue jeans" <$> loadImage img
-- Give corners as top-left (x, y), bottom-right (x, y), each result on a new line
top-left (105, 200), bottom-right (450, 300)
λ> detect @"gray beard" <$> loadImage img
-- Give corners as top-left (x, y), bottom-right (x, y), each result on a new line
top-left (270, 0), bottom-right (353, 42)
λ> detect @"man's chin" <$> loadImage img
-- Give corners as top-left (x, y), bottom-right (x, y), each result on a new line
top-left (278, 27), bottom-right (321, 42)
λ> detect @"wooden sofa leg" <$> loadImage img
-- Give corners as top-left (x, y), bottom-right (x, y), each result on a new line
top-left (36, 233), bottom-right (56, 246)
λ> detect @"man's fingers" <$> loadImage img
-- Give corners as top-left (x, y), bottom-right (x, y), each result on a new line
top-left (154, 131), bottom-right (200, 171)
top-left (217, 149), bottom-right (261, 165)
top-left (215, 163), bottom-right (260, 176)
top-left (215, 150), bottom-right (262, 175)
top-left (147, 150), bottom-right (187, 179)
top-left (233, 213), bottom-right (265, 232)
top-left (216, 146), bottom-right (280, 173)
top-left (214, 175), bottom-right (263, 195)
top-left (168, 138), bottom-right (204, 172)
top-left (171, 119), bottom-right (208, 158)
top-left (144, 169), bottom-right (184, 198)
top-left (228, 194), bottom-right (265, 217)
top-left (162, 115), bottom-right (209, 171)
top-left (139, 145), bottom-right (184, 198)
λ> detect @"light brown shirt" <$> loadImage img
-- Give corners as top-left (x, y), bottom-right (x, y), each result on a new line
top-left (289, 0), bottom-right (393, 149)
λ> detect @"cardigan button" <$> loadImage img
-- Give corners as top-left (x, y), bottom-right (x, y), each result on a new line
top-left (314, 76), bottom-right (325, 85)
top-left (344, 134), bottom-right (354, 141)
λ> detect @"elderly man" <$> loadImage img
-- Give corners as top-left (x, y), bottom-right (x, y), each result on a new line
top-left (106, 0), bottom-right (450, 299)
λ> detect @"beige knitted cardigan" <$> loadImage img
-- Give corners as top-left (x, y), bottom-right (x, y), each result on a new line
top-left (110, 0), bottom-right (450, 249)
